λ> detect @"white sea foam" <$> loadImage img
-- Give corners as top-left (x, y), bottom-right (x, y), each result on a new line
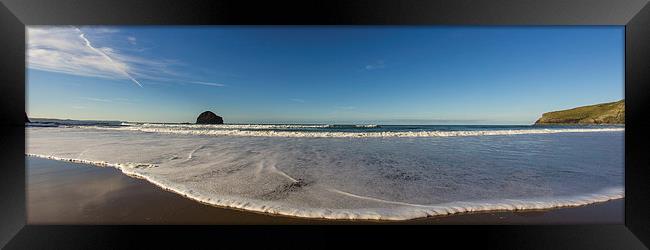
top-left (118, 123), bottom-right (379, 129)
top-left (26, 126), bottom-right (625, 220)
top-left (73, 124), bottom-right (624, 138)
top-left (27, 153), bottom-right (623, 220)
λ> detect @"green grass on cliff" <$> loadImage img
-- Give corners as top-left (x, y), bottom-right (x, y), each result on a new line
top-left (535, 100), bottom-right (625, 124)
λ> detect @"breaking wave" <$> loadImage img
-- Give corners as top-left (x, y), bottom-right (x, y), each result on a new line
top-left (77, 124), bottom-right (624, 138)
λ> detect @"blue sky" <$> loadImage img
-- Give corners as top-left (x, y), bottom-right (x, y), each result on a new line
top-left (27, 26), bottom-right (624, 124)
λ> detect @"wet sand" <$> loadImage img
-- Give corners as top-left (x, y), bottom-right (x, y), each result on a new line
top-left (27, 156), bottom-right (623, 225)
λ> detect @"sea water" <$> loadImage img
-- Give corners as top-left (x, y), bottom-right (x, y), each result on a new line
top-left (26, 122), bottom-right (624, 220)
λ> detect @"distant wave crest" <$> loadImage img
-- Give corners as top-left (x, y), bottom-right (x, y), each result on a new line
top-left (120, 123), bottom-right (380, 129)
top-left (76, 124), bottom-right (624, 138)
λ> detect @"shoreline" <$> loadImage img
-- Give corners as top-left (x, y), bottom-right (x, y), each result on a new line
top-left (27, 156), bottom-right (623, 224)
top-left (26, 153), bottom-right (624, 221)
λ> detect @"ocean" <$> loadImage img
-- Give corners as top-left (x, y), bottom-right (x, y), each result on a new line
top-left (26, 120), bottom-right (624, 220)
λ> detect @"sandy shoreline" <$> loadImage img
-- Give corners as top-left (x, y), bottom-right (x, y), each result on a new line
top-left (27, 156), bottom-right (623, 224)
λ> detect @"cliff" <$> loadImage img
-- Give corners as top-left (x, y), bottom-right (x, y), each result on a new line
top-left (534, 100), bottom-right (624, 125)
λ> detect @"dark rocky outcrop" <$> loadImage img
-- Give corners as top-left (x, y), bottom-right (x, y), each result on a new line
top-left (25, 112), bottom-right (30, 123)
top-left (535, 100), bottom-right (624, 125)
top-left (196, 111), bottom-right (223, 124)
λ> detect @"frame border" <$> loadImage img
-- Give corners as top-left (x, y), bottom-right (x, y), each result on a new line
top-left (1, 0), bottom-right (649, 248)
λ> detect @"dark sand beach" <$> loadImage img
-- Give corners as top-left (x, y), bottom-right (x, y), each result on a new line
top-left (27, 156), bottom-right (623, 225)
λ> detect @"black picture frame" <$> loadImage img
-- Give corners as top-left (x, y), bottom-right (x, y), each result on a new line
top-left (1, 0), bottom-right (649, 248)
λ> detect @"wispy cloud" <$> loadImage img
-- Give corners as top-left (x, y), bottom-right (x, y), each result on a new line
top-left (80, 97), bottom-right (133, 104)
top-left (28, 27), bottom-right (141, 85)
top-left (80, 97), bottom-right (113, 103)
top-left (27, 26), bottom-right (223, 89)
top-left (290, 98), bottom-right (306, 103)
top-left (92, 27), bottom-right (120, 34)
top-left (364, 60), bottom-right (386, 71)
top-left (127, 36), bottom-right (137, 45)
top-left (188, 81), bottom-right (226, 87)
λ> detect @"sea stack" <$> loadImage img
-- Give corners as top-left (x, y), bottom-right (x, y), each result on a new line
top-left (196, 111), bottom-right (223, 124)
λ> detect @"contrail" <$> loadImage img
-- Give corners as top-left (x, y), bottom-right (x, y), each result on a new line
top-left (75, 27), bottom-right (143, 87)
